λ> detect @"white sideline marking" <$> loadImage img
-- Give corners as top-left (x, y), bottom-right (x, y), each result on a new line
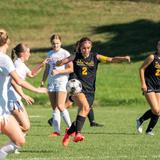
top-left (29, 115), bottom-right (41, 118)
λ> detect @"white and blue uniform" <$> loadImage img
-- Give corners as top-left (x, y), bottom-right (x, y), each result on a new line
top-left (47, 48), bottom-right (70, 92)
top-left (8, 58), bottom-right (31, 111)
top-left (0, 53), bottom-right (15, 118)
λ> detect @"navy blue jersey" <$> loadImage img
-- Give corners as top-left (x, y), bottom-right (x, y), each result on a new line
top-left (72, 52), bottom-right (100, 93)
top-left (145, 53), bottom-right (160, 87)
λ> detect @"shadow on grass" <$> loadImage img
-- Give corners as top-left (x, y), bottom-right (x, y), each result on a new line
top-left (21, 149), bottom-right (53, 153)
top-left (31, 19), bottom-right (160, 62)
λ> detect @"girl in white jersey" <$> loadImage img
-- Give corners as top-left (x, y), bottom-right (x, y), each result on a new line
top-left (0, 29), bottom-right (47, 160)
top-left (8, 43), bottom-right (48, 154)
top-left (41, 34), bottom-right (73, 137)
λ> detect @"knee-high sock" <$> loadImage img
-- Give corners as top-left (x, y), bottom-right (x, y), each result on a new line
top-left (0, 141), bottom-right (20, 159)
top-left (87, 108), bottom-right (95, 124)
top-left (146, 113), bottom-right (159, 132)
top-left (139, 109), bottom-right (152, 124)
top-left (61, 109), bottom-right (71, 127)
top-left (67, 121), bottom-right (76, 135)
top-left (75, 115), bottom-right (86, 133)
top-left (52, 110), bottom-right (61, 133)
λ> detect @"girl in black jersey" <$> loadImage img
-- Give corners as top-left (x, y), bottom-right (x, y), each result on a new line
top-left (136, 41), bottom-right (160, 136)
top-left (58, 37), bottom-right (130, 146)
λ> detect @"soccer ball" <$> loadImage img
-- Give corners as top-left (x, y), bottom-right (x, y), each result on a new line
top-left (66, 79), bottom-right (82, 94)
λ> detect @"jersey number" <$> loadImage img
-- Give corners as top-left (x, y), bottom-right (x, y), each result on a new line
top-left (155, 69), bottom-right (160, 76)
top-left (82, 67), bottom-right (87, 75)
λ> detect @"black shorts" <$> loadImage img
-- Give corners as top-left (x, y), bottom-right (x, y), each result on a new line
top-left (146, 82), bottom-right (160, 93)
top-left (69, 92), bottom-right (95, 108)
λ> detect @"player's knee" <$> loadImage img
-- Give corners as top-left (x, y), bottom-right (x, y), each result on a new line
top-left (82, 105), bottom-right (90, 115)
top-left (22, 123), bottom-right (30, 133)
top-left (152, 108), bottom-right (160, 116)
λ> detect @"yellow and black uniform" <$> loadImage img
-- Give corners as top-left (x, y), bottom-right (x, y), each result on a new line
top-left (145, 53), bottom-right (160, 93)
top-left (70, 52), bottom-right (100, 106)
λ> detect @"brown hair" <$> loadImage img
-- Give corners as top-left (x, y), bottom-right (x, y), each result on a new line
top-left (50, 34), bottom-right (61, 44)
top-left (0, 29), bottom-right (9, 46)
top-left (11, 43), bottom-right (28, 61)
top-left (78, 37), bottom-right (92, 52)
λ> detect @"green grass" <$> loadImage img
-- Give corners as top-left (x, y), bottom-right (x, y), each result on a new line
top-left (1, 0), bottom-right (160, 159)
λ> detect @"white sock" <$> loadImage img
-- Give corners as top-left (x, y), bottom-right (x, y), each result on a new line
top-left (52, 110), bottom-right (61, 133)
top-left (0, 141), bottom-right (20, 159)
top-left (61, 109), bottom-right (71, 127)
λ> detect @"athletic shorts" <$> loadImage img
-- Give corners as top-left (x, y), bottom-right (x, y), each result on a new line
top-left (8, 100), bottom-right (24, 111)
top-left (48, 80), bottom-right (67, 92)
top-left (146, 81), bottom-right (160, 93)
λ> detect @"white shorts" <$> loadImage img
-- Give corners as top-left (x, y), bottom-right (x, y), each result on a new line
top-left (48, 80), bottom-right (67, 92)
top-left (8, 100), bottom-right (24, 111)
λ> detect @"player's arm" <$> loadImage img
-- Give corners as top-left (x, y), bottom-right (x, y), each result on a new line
top-left (41, 63), bottom-right (50, 87)
top-left (96, 54), bottom-right (130, 63)
top-left (27, 58), bottom-right (49, 78)
top-left (52, 61), bottom-right (73, 76)
top-left (56, 55), bottom-right (75, 66)
top-left (10, 70), bottom-right (47, 94)
top-left (139, 54), bottom-right (154, 92)
top-left (11, 79), bottom-right (34, 105)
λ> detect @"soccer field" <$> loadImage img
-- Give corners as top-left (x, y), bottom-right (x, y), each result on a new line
top-left (1, 104), bottom-right (160, 160)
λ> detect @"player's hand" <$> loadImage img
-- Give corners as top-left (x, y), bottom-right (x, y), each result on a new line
top-left (22, 94), bottom-right (34, 105)
top-left (56, 60), bottom-right (63, 66)
top-left (141, 84), bottom-right (147, 93)
top-left (125, 56), bottom-right (131, 63)
top-left (52, 69), bottom-right (60, 76)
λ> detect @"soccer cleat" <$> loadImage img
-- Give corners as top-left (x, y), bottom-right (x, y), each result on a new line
top-left (62, 132), bottom-right (70, 147)
top-left (65, 128), bottom-right (76, 137)
top-left (48, 118), bottom-right (53, 126)
top-left (146, 131), bottom-right (154, 136)
top-left (90, 122), bottom-right (104, 127)
top-left (73, 133), bottom-right (85, 143)
top-left (136, 118), bottom-right (143, 134)
top-left (49, 132), bottom-right (60, 137)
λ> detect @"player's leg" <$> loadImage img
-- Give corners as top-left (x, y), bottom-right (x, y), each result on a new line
top-left (0, 115), bottom-right (25, 159)
top-left (56, 91), bottom-right (71, 128)
top-left (145, 92), bottom-right (160, 135)
top-left (48, 92), bottom-right (61, 136)
top-left (86, 93), bottom-right (104, 127)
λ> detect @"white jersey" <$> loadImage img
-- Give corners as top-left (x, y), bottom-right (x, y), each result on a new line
top-left (0, 53), bottom-right (15, 116)
top-left (47, 48), bottom-right (70, 84)
top-left (8, 58), bottom-right (31, 101)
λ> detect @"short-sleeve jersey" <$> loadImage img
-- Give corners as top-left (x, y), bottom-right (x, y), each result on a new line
top-left (0, 53), bottom-right (15, 115)
top-left (72, 52), bottom-right (100, 93)
top-left (8, 58), bottom-right (31, 101)
top-left (145, 53), bottom-right (160, 87)
top-left (47, 48), bottom-right (70, 83)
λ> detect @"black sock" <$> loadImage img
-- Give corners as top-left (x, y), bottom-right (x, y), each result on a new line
top-left (88, 108), bottom-right (95, 124)
top-left (67, 121), bottom-right (76, 135)
top-left (75, 115), bottom-right (86, 133)
top-left (139, 109), bottom-right (152, 124)
top-left (146, 113), bottom-right (159, 133)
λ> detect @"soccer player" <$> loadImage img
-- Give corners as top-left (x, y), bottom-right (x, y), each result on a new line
top-left (136, 41), bottom-right (160, 136)
top-left (57, 37), bottom-right (130, 146)
top-left (41, 34), bottom-right (73, 137)
top-left (0, 29), bottom-right (47, 159)
top-left (8, 43), bottom-right (48, 154)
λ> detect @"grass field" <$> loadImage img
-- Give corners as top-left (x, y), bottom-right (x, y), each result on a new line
top-left (1, 0), bottom-right (160, 159)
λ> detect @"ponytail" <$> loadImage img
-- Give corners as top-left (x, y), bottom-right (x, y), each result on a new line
top-left (11, 49), bottom-right (16, 61)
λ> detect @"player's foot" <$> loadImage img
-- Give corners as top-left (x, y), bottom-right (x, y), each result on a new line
top-left (73, 133), bottom-right (85, 143)
top-left (49, 132), bottom-right (60, 137)
top-left (90, 121), bottom-right (104, 127)
top-left (62, 132), bottom-right (70, 146)
top-left (146, 131), bottom-right (154, 136)
top-left (14, 149), bottom-right (20, 154)
top-left (136, 118), bottom-right (143, 134)
top-left (48, 118), bottom-right (53, 126)
top-left (65, 128), bottom-right (76, 137)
